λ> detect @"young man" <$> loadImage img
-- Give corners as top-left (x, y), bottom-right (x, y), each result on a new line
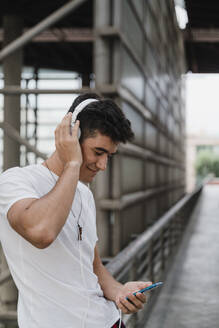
top-left (0, 93), bottom-right (151, 327)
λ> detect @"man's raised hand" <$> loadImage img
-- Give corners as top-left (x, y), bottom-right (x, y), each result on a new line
top-left (55, 113), bottom-right (83, 167)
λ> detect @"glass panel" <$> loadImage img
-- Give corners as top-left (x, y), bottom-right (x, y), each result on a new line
top-left (159, 107), bottom-right (167, 127)
top-left (159, 134), bottom-right (167, 155)
top-left (145, 6), bottom-right (159, 45)
top-left (121, 47), bottom-right (144, 101)
top-left (121, 0), bottom-right (144, 61)
top-left (145, 122), bottom-right (157, 150)
top-left (130, 0), bottom-right (144, 22)
top-left (148, 0), bottom-right (161, 16)
top-left (121, 156), bottom-right (144, 193)
top-left (159, 164), bottom-right (167, 185)
top-left (121, 203), bottom-right (144, 247)
top-left (145, 46), bottom-right (158, 77)
top-left (37, 108), bottom-right (65, 124)
top-left (146, 198), bottom-right (157, 225)
top-left (145, 82), bottom-right (157, 115)
top-left (146, 161), bottom-right (157, 188)
top-left (122, 102), bottom-right (144, 146)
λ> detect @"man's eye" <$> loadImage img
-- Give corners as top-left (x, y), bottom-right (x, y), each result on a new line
top-left (95, 152), bottom-right (102, 156)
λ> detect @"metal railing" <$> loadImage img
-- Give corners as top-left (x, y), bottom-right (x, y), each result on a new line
top-left (105, 181), bottom-right (205, 328)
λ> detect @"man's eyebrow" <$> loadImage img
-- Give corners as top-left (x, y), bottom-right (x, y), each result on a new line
top-left (95, 147), bottom-right (117, 155)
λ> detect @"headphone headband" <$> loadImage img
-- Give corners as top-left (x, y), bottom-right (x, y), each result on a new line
top-left (71, 98), bottom-right (99, 125)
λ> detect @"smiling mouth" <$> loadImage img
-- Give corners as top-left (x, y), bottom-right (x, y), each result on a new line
top-left (87, 167), bottom-right (98, 173)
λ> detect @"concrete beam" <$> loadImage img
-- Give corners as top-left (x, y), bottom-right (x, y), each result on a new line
top-left (0, 0), bottom-right (87, 61)
top-left (99, 184), bottom-right (185, 210)
top-left (0, 86), bottom-right (98, 95)
top-left (184, 28), bottom-right (219, 42)
top-left (0, 28), bottom-right (94, 43)
top-left (0, 121), bottom-right (47, 160)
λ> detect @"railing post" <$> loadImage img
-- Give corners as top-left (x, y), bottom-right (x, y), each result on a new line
top-left (148, 240), bottom-right (154, 282)
top-left (161, 228), bottom-right (165, 272)
top-left (168, 221), bottom-right (172, 257)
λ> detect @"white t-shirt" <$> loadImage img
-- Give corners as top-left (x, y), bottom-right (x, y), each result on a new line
top-left (0, 164), bottom-right (119, 328)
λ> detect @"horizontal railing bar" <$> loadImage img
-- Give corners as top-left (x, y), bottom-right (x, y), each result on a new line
top-left (0, 269), bottom-right (11, 285)
top-left (116, 261), bottom-right (133, 282)
top-left (0, 311), bottom-right (17, 321)
top-left (0, 122), bottom-right (47, 159)
top-left (136, 246), bottom-right (149, 260)
top-left (137, 260), bottom-right (149, 276)
top-left (0, 28), bottom-right (94, 43)
top-left (118, 85), bottom-right (153, 122)
top-left (22, 122), bottom-right (60, 126)
top-left (119, 143), bottom-right (184, 168)
top-left (0, 86), bottom-right (98, 95)
top-left (99, 184), bottom-right (185, 210)
top-left (154, 261), bottom-right (163, 276)
top-left (106, 184), bottom-right (203, 276)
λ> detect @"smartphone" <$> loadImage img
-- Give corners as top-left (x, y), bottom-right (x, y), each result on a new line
top-left (126, 282), bottom-right (163, 300)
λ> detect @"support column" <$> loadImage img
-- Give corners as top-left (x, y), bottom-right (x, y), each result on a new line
top-left (94, 0), bottom-right (111, 88)
top-left (81, 72), bottom-right (90, 87)
top-left (1, 15), bottom-right (22, 316)
top-left (93, 0), bottom-right (112, 257)
top-left (3, 15), bottom-right (23, 170)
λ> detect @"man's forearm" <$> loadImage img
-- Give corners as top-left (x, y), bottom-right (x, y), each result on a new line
top-left (23, 161), bottom-right (80, 242)
top-left (95, 262), bottom-right (123, 302)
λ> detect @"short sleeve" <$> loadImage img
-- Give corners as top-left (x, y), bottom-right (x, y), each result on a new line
top-left (0, 167), bottom-right (39, 217)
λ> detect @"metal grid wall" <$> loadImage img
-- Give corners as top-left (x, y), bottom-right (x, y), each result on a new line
top-left (94, 0), bottom-right (186, 256)
top-left (0, 69), bottom-right (81, 171)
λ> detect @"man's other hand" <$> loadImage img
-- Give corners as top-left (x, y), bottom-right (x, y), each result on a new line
top-left (115, 281), bottom-right (152, 314)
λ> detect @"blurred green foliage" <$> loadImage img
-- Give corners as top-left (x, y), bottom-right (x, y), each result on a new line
top-left (196, 149), bottom-right (219, 178)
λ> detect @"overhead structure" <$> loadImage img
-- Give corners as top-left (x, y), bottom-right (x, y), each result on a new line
top-left (184, 0), bottom-right (219, 72)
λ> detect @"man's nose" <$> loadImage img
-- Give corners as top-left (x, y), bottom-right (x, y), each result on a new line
top-left (96, 155), bottom-right (108, 171)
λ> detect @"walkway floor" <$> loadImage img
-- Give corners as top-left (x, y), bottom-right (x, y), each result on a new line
top-left (144, 185), bottom-right (219, 328)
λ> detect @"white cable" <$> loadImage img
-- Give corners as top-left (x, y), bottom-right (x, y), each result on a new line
top-left (118, 309), bottom-right (122, 328)
top-left (79, 240), bottom-right (90, 328)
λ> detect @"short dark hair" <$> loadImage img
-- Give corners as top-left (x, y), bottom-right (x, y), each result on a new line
top-left (68, 93), bottom-right (134, 143)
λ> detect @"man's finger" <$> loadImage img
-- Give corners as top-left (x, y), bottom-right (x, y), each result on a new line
top-left (137, 281), bottom-right (152, 289)
top-left (117, 301), bottom-right (130, 314)
top-left (61, 113), bottom-right (72, 138)
top-left (120, 296), bottom-right (138, 313)
top-left (127, 293), bottom-right (144, 309)
top-left (71, 120), bottom-right (80, 137)
top-left (135, 292), bottom-right (147, 304)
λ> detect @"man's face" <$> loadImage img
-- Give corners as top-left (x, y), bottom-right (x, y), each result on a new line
top-left (79, 132), bottom-right (118, 183)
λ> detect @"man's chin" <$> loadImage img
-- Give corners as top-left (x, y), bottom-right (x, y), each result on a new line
top-left (80, 175), bottom-right (96, 184)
